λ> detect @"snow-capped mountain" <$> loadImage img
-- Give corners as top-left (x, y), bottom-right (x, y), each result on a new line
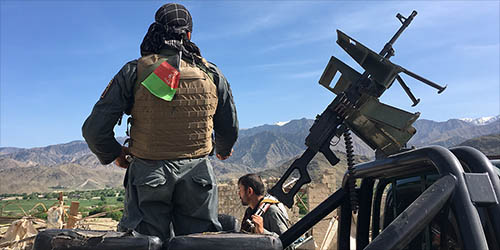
top-left (460, 115), bottom-right (499, 125)
top-left (275, 121), bottom-right (290, 126)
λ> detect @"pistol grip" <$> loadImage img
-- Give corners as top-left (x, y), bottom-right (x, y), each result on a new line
top-left (320, 143), bottom-right (340, 166)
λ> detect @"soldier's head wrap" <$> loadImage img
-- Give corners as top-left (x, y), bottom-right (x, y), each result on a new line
top-left (140, 3), bottom-right (201, 58)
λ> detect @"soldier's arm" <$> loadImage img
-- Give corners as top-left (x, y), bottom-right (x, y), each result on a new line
top-left (82, 60), bottom-right (137, 164)
top-left (262, 205), bottom-right (289, 236)
top-left (208, 63), bottom-right (238, 157)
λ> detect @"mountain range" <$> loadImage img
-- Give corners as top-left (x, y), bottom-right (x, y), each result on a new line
top-left (460, 116), bottom-right (499, 125)
top-left (408, 118), bottom-right (500, 148)
top-left (0, 115), bottom-right (498, 194)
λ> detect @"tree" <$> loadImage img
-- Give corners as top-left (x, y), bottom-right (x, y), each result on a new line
top-left (83, 193), bottom-right (92, 200)
top-left (108, 211), bottom-right (123, 221)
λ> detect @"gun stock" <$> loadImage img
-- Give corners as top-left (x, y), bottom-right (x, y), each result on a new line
top-left (268, 149), bottom-right (315, 208)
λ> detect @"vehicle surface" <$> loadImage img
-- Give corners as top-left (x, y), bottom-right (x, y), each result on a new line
top-left (383, 156), bottom-right (500, 250)
top-left (279, 146), bottom-right (500, 250)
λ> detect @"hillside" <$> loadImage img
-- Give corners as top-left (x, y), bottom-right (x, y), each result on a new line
top-left (257, 150), bottom-right (368, 182)
top-left (457, 134), bottom-right (500, 156)
top-left (409, 118), bottom-right (500, 148)
top-left (0, 116), bottom-right (498, 194)
top-left (0, 163), bottom-right (125, 194)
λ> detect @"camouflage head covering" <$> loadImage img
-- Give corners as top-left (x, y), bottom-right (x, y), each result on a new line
top-left (140, 3), bottom-right (200, 57)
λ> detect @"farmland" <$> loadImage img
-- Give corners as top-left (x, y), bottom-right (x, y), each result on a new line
top-left (0, 188), bottom-right (124, 220)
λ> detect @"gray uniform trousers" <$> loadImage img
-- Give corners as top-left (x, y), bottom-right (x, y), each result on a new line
top-left (117, 156), bottom-right (222, 241)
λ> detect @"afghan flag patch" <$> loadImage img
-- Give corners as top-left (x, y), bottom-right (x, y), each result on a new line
top-left (141, 61), bottom-right (180, 101)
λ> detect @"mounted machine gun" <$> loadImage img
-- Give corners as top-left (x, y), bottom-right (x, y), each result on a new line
top-left (269, 11), bottom-right (500, 250)
top-left (269, 10), bottom-right (445, 210)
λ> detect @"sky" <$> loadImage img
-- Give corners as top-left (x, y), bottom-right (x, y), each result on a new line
top-left (0, 1), bottom-right (499, 148)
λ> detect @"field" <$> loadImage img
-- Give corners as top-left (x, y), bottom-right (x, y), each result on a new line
top-left (0, 189), bottom-right (124, 219)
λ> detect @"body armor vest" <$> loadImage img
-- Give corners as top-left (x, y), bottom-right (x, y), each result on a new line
top-left (130, 54), bottom-right (218, 160)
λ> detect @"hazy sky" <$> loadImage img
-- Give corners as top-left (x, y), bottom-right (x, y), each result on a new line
top-left (1, 1), bottom-right (499, 148)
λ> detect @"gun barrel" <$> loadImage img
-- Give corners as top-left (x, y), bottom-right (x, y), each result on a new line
top-left (380, 11), bottom-right (418, 58)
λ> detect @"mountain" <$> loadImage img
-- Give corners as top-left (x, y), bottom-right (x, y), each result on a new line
top-left (239, 118), bottom-right (313, 138)
top-left (0, 147), bottom-right (23, 156)
top-left (0, 163), bottom-right (125, 194)
top-left (460, 116), bottom-right (499, 125)
top-left (456, 134), bottom-right (500, 156)
top-left (0, 138), bottom-right (127, 168)
top-left (1, 141), bottom-right (92, 167)
top-left (257, 149), bottom-right (368, 181)
top-left (0, 141), bottom-right (127, 194)
top-left (0, 158), bottom-right (38, 170)
top-left (1, 116), bottom-right (498, 194)
top-left (409, 118), bottom-right (500, 148)
top-left (0, 118), bottom-right (373, 193)
top-left (216, 118), bottom-right (374, 177)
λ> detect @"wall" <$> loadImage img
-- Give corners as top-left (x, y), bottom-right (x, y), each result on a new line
top-left (306, 168), bottom-right (343, 250)
top-left (217, 178), bottom-right (300, 228)
top-left (218, 170), bottom-right (343, 250)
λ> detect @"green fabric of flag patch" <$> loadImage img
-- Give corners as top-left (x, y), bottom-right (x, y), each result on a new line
top-left (141, 61), bottom-right (180, 101)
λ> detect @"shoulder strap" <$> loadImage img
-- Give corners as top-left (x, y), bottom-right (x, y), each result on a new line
top-left (193, 56), bottom-right (215, 83)
top-left (135, 54), bottom-right (171, 95)
top-left (261, 198), bottom-right (280, 204)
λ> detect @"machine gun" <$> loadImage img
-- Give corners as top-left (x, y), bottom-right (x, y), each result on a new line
top-left (268, 11), bottom-right (446, 209)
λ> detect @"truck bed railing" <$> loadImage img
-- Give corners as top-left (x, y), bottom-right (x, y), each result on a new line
top-left (279, 146), bottom-right (497, 250)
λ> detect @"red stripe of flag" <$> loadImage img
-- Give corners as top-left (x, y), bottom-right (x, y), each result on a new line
top-left (153, 61), bottom-right (180, 89)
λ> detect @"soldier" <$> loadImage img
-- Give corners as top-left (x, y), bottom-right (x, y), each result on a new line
top-left (82, 3), bottom-right (238, 242)
top-left (238, 174), bottom-right (289, 237)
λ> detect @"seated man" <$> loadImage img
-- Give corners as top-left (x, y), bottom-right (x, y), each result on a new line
top-left (238, 174), bottom-right (289, 236)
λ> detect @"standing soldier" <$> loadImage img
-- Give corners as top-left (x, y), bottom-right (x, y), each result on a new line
top-left (82, 3), bottom-right (238, 242)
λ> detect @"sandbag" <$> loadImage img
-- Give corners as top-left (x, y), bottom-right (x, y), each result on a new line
top-left (0, 217), bottom-right (38, 250)
top-left (167, 232), bottom-right (283, 250)
top-left (32, 229), bottom-right (162, 250)
top-left (46, 203), bottom-right (64, 229)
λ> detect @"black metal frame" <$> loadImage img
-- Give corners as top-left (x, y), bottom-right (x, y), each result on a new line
top-left (279, 145), bottom-right (499, 250)
top-left (450, 146), bottom-right (500, 250)
top-left (364, 175), bottom-right (456, 250)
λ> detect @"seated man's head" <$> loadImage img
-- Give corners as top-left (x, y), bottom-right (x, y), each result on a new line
top-left (238, 174), bottom-right (265, 207)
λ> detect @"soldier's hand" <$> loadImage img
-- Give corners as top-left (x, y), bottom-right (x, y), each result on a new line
top-left (114, 146), bottom-right (131, 169)
top-left (251, 215), bottom-right (264, 234)
top-left (216, 149), bottom-right (233, 160)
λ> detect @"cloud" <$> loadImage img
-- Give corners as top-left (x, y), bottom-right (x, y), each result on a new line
top-left (454, 43), bottom-right (500, 56)
top-left (286, 70), bottom-right (324, 79)
top-left (249, 59), bottom-right (325, 70)
top-left (329, 3), bottom-right (398, 32)
top-left (195, 2), bottom-right (307, 41)
top-left (405, 1), bottom-right (499, 28)
top-left (255, 3), bottom-right (415, 54)
top-left (259, 32), bottom-right (336, 53)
